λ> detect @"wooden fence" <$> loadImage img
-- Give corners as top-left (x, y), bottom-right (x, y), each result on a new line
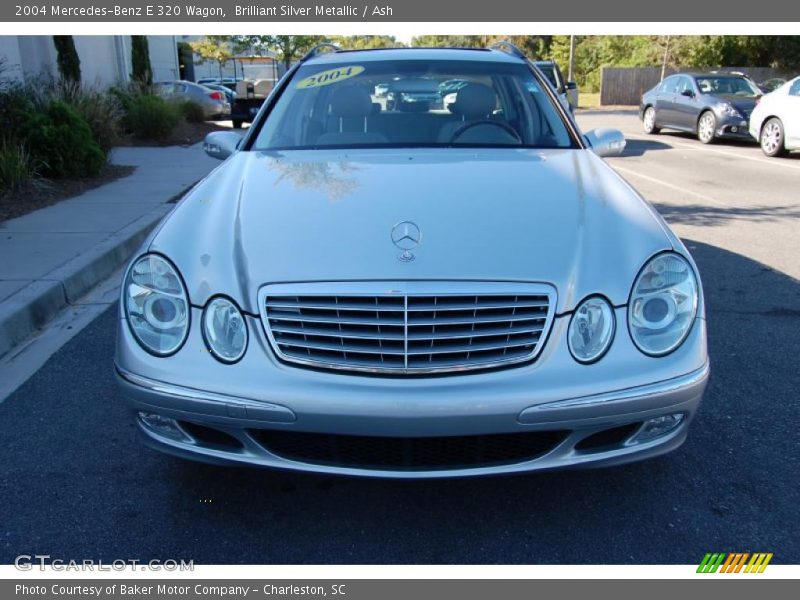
top-left (599, 66), bottom-right (792, 105)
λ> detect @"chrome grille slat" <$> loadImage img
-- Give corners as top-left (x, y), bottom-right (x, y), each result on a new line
top-left (268, 313), bottom-right (405, 326)
top-left (266, 300), bottom-right (548, 312)
top-left (275, 335), bottom-right (539, 357)
top-left (271, 323), bottom-right (544, 341)
top-left (261, 283), bottom-right (555, 374)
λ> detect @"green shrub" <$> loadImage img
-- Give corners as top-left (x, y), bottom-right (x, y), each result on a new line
top-left (23, 101), bottom-right (105, 178)
top-left (0, 86), bottom-right (36, 144)
top-left (124, 94), bottom-right (181, 141)
top-left (178, 99), bottom-right (205, 123)
top-left (2, 77), bottom-right (123, 161)
top-left (0, 141), bottom-right (40, 194)
top-left (39, 79), bottom-right (123, 155)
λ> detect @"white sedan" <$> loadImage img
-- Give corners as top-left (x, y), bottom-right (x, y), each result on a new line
top-left (749, 76), bottom-right (800, 157)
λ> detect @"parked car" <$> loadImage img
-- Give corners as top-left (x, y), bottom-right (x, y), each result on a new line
top-left (154, 81), bottom-right (231, 120)
top-left (386, 78), bottom-right (442, 111)
top-left (640, 72), bottom-right (761, 143)
top-left (117, 45), bottom-right (708, 478)
top-left (533, 60), bottom-right (578, 112)
top-left (757, 78), bottom-right (786, 94)
top-left (203, 83), bottom-right (236, 106)
top-left (749, 76), bottom-right (800, 156)
top-left (197, 77), bottom-right (240, 92)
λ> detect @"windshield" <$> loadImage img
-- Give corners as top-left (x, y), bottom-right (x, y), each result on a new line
top-left (252, 59), bottom-right (576, 150)
top-left (694, 76), bottom-right (761, 97)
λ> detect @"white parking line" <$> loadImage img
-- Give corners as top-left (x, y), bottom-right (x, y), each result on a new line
top-left (624, 131), bottom-right (800, 172)
top-left (612, 165), bottom-right (731, 207)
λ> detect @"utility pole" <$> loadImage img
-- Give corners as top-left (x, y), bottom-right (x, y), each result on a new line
top-left (660, 35), bottom-right (671, 81)
top-left (568, 35), bottom-right (576, 81)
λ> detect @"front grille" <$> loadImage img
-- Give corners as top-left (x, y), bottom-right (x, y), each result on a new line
top-left (260, 282), bottom-right (555, 374)
top-left (250, 429), bottom-right (569, 471)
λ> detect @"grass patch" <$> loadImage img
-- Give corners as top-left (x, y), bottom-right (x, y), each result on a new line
top-left (578, 93), bottom-right (601, 109)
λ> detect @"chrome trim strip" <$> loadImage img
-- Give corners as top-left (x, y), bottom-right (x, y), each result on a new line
top-left (531, 362), bottom-right (710, 411)
top-left (115, 365), bottom-right (292, 415)
top-left (257, 281), bottom-right (558, 375)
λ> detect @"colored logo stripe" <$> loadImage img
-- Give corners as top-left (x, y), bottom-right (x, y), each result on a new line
top-left (745, 553), bottom-right (773, 573)
top-left (697, 553), bottom-right (726, 573)
top-left (697, 552), bottom-right (773, 573)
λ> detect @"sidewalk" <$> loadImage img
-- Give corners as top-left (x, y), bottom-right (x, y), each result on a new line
top-left (0, 143), bottom-right (219, 359)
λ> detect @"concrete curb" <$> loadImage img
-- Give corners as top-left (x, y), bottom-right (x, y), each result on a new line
top-left (0, 205), bottom-right (171, 359)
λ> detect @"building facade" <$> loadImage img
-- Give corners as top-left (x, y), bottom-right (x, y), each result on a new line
top-left (0, 35), bottom-right (179, 86)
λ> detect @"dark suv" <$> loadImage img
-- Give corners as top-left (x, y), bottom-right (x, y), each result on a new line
top-left (640, 72), bottom-right (762, 143)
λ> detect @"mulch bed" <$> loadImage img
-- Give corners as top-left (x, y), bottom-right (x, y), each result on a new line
top-left (116, 120), bottom-right (231, 148)
top-left (0, 164), bottom-right (136, 224)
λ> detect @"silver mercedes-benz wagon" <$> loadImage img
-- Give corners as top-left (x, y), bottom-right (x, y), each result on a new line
top-left (115, 43), bottom-right (709, 478)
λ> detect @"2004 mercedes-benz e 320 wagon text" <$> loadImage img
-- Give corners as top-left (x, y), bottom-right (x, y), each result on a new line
top-left (115, 43), bottom-right (709, 478)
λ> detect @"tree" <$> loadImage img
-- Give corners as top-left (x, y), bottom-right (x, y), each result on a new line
top-left (52, 36), bottom-right (81, 82)
top-left (328, 36), bottom-right (404, 50)
top-left (411, 35), bottom-right (483, 48)
top-left (131, 35), bottom-right (152, 85)
top-left (410, 35), bottom-right (551, 58)
top-left (190, 36), bottom-right (247, 79)
top-left (238, 36), bottom-right (326, 70)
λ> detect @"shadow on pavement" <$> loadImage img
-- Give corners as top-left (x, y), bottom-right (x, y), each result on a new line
top-left (620, 139), bottom-right (673, 157)
top-left (653, 202), bottom-right (800, 227)
top-left (1, 241), bottom-right (798, 564)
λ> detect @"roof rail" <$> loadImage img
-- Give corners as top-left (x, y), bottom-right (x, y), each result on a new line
top-left (300, 43), bottom-right (341, 63)
top-left (488, 40), bottom-right (527, 60)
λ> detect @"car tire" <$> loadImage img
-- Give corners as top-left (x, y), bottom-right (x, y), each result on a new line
top-left (759, 118), bottom-right (786, 157)
top-left (697, 111), bottom-right (716, 144)
top-left (642, 106), bottom-right (660, 134)
top-left (232, 119), bottom-right (243, 129)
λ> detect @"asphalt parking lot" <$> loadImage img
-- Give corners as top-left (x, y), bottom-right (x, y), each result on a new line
top-left (1, 109), bottom-right (798, 565)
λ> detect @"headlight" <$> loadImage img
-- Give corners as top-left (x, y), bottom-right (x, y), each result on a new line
top-left (124, 254), bottom-right (189, 356)
top-left (568, 296), bottom-right (615, 363)
top-left (628, 253), bottom-right (698, 356)
top-left (718, 103), bottom-right (742, 118)
top-left (202, 296), bottom-right (248, 363)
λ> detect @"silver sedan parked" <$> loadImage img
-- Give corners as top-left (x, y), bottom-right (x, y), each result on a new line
top-left (154, 80), bottom-right (231, 120)
top-left (116, 45), bottom-right (709, 478)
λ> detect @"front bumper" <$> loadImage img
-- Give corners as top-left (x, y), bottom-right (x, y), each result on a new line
top-left (714, 113), bottom-right (753, 139)
top-left (115, 306), bottom-right (709, 478)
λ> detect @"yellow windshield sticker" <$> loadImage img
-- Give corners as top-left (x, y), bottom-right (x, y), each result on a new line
top-left (296, 66), bottom-right (365, 89)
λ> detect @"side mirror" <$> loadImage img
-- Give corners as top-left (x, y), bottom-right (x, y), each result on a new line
top-left (203, 131), bottom-right (241, 160)
top-left (681, 89), bottom-right (695, 98)
top-left (565, 81), bottom-right (578, 91)
top-left (585, 128), bottom-right (626, 158)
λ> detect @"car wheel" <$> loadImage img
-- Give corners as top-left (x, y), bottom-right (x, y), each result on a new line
top-left (232, 119), bottom-right (243, 129)
top-left (697, 111), bottom-right (716, 144)
top-left (760, 118), bottom-right (785, 157)
top-left (642, 106), bottom-right (660, 134)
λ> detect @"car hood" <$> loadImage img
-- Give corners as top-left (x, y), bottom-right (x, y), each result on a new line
top-left (710, 94), bottom-right (758, 112)
top-left (150, 148), bottom-right (675, 314)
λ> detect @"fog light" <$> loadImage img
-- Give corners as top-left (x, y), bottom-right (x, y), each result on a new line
top-left (731, 126), bottom-right (738, 133)
top-left (138, 412), bottom-right (187, 441)
top-left (632, 413), bottom-right (685, 443)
